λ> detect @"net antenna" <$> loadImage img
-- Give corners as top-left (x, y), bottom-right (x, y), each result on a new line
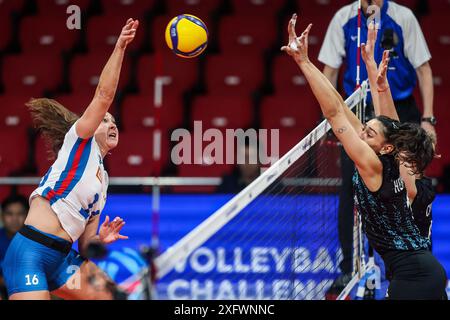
top-left (152, 51), bottom-right (172, 251)
top-left (154, 81), bottom-right (369, 288)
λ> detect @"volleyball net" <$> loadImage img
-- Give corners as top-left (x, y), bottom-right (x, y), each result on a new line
top-left (153, 81), bottom-right (369, 300)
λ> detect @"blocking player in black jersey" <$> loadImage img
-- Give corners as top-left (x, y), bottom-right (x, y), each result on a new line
top-left (282, 14), bottom-right (447, 299)
top-left (361, 22), bottom-right (435, 244)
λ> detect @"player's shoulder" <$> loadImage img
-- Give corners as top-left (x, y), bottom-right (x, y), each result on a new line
top-left (387, 1), bottom-right (416, 24)
top-left (332, 2), bottom-right (359, 25)
top-left (415, 177), bottom-right (435, 201)
top-left (415, 176), bottom-right (433, 191)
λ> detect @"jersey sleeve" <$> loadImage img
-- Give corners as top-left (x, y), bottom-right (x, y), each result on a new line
top-left (58, 120), bottom-right (92, 157)
top-left (412, 178), bottom-right (435, 212)
top-left (318, 10), bottom-right (347, 69)
top-left (403, 9), bottom-right (431, 68)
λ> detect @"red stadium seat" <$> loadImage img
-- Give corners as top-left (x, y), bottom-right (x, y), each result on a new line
top-left (52, 94), bottom-right (94, 116)
top-left (20, 15), bottom-right (80, 53)
top-left (230, 0), bottom-right (286, 16)
top-left (279, 13), bottom-right (330, 64)
top-left (0, 0), bottom-right (25, 13)
top-left (34, 135), bottom-right (55, 177)
top-left (165, 0), bottom-right (221, 17)
top-left (295, 0), bottom-right (349, 16)
top-left (264, 127), bottom-right (307, 159)
top-left (137, 53), bottom-right (199, 97)
top-left (17, 185), bottom-right (37, 199)
top-left (205, 53), bottom-right (264, 96)
top-left (394, 0), bottom-right (418, 9)
top-left (99, 0), bottom-right (154, 16)
top-left (421, 15), bottom-right (450, 51)
top-left (35, 0), bottom-right (90, 14)
top-left (106, 129), bottom-right (170, 177)
top-left (192, 95), bottom-right (253, 129)
top-left (0, 10), bottom-right (12, 50)
top-left (427, 0), bottom-right (450, 14)
top-left (0, 96), bottom-right (32, 129)
top-left (260, 94), bottom-right (321, 133)
top-left (2, 53), bottom-right (62, 96)
top-left (272, 54), bottom-right (314, 95)
top-left (86, 16), bottom-right (144, 51)
top-left (70, 51), bottom-right (131, 92)
top-left (120, 94), bottom-right (183, 131)
top-left (316, 138), bottom-right (342, 179)
top-left (219, 15), bottom-right (276, 53)
top-left (0, 186), bottom-right (13, 203)
top-left (0, 129), bottom-right (28, 176)
top-left (425, 86), bottom-right (450, 177)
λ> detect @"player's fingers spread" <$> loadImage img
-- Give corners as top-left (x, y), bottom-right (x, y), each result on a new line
top-left (281, 46), bottom-right (292, 53)
top-left (111, 218), bottom-right (122, 228)
top-left (304, 23), bottom-right (312, 35)
top-left (118, 235), bottom-right (129, 240)
top-left (103, 215), bottom-right (110, 226)
top-left (114, 221), bottom-right (126, 232)
top-left (124, 22), bottom-right (132, 31)
top-left (288, 14), bottom-right (298, 38)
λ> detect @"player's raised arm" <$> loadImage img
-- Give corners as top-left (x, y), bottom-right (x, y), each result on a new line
top-left (281, 14), bottom-right (382, 189)
top-left (361, 22), bottom-right (398, 121)
top-left (76, 18), bottom-right (139, 139)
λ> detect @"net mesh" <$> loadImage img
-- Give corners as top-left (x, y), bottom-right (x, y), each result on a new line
top-left (155, 83), bottom-right (368, 300)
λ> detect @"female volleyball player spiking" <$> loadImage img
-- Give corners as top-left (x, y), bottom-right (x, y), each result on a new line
top-left (1, 18), bottom-right (139, 300)
top-left (282, 14), bottom-right (447, 299)
top-left (361, 22), bottom-right (437, 243)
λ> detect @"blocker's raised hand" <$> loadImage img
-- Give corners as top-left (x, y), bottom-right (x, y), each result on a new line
top-left (116, 18), bottom-right (139, 49)
top-left (361, 21), bottom-right (378, 66)
top-left (281, 13), bottom-right (313, 64)
top-left (376, 50), bottom-right (391, 92)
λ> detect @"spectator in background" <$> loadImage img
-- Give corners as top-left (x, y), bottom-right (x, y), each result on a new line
top-left (0, 194), bottom-right (29, 299)
top-left (318, 0), bottom-right (436, 292)
top-left (216, 142), bottom-right (262, 194)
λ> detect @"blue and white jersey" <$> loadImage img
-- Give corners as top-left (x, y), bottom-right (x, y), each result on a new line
top-left (318, 1), bottom-right (431, 101)
top-left (31, 121), bottom-right (108, 242)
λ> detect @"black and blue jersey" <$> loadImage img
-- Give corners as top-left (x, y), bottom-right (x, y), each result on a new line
top-left (352, 154), bottom-right (430, 256)
top-left (411, 177), bottom-right (434, 240)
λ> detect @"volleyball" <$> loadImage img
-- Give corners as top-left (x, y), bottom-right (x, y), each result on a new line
top-left (165, 14), bottom-right (208, 58)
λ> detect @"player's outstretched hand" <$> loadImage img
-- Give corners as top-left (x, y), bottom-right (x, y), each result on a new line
top-left (376, 50), bottom-right (390, 92)
top-left (99, 215), bottom-right (129, 244)
top-left (281, 13), bottom-right (312, 64)
top-left (361, 21), bottom-right (378, 65)
top-left (116, 18), bottom-right (139, 49)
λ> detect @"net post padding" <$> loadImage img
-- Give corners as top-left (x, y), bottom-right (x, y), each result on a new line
top-left (154, 81), bottom-right (368, 280)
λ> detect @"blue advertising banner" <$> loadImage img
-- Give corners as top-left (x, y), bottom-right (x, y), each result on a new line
top-left (93, 194), bottom-right (450, 300)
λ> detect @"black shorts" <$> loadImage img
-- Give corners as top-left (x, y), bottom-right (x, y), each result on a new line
top-left (383, 249), bottom-right (448, 300)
